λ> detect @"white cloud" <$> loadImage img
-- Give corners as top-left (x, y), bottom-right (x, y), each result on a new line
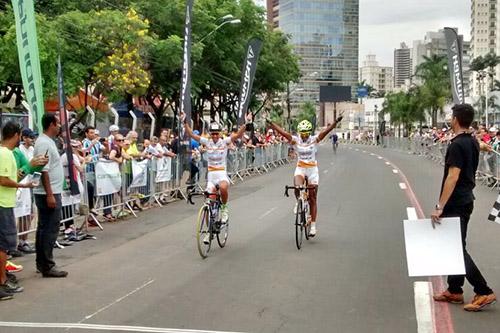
top-left (359, 0), bottom-right (471, 67)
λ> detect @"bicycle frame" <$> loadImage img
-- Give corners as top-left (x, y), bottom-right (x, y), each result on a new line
top-left (284, 183), bottom-right (315, 249)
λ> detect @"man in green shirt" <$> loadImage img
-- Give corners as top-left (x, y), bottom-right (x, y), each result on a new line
top-left (12, 145), bottom-right (48, 255)
top-left (0, 122), bottom-right (35, 300)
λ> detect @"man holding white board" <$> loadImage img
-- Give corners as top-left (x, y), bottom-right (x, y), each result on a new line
top-left (431, 104), bottom-right (496, 312)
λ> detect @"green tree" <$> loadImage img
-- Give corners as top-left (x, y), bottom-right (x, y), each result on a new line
top-left (415, 54), bottom-right (450, 127)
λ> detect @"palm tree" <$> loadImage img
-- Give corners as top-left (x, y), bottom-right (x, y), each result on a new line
top-left (415, 55), bottom-right (450, 127)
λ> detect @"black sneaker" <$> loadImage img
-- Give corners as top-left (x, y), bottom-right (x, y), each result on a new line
top-left (0, 286), bottom-right (13, 301)
top-left (42, 269), bottom-right (68, 278)
top-left (6, 272), bottom-right (18, 284)
top-left (18, 242), bottom-right (36, 254)
top-left (8, 249), bottom-right (24, 258)
top-left (2, 281), bottom-right (24, 293)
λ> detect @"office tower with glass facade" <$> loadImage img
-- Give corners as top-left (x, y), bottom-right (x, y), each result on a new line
top-left (394, 42), bottom-right (412, 89)
top-left (269, 0), bottom-right (359, 109)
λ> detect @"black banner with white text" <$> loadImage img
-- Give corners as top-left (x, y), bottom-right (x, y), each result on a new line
top-left (180, 0), bottom-right (194, 123)
top-left (444, 27), bottom-right (465, 105)
top-left (57, 57), bottom-right (79, 196)
top-left (237, 38), bottom-right (263, 125)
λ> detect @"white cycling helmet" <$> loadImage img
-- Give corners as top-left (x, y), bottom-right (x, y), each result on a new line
top-left (209, 122), bottom-right (222, 133)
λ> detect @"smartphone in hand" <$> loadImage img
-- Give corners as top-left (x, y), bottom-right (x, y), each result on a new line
top-left (31, 172), bottom-right (42, 187)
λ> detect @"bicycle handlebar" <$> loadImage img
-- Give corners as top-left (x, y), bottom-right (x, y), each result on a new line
top-left (186, 189), bottom-right (220, 205)
top-left (284, 185), bottom-right (315, 197)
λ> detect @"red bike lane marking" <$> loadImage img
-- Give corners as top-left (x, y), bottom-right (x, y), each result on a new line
top-left (382, 155), bottom-right (455, 333)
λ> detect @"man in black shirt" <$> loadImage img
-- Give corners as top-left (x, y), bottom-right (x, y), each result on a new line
top-left (432, 104), bottom-right (496, 311)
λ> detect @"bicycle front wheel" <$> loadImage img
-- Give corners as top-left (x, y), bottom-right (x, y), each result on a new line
top-left (196, 206), bottom-right (211, 259)
top-left (304, 201), bottom-right (311, 241)
top-left (295, 200), bottom-right (303, 250)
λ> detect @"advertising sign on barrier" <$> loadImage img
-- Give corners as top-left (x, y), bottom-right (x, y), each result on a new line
top-left (131, 160), bottom-right (149, 188)
top-left (14, 188), bottom-right (31, 218)
top-left (61, 192), bottom-right (81, 207)
top-left (95, 161), bottom-right (122, 196)
top-left (155, 157), bottom-right (172, 183)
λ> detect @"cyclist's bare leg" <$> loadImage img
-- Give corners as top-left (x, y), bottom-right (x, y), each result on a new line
top-left (308, 185), bottom-right (318, 222)
top-left (219, 181), bottom-right (229, 204)
top-left (294, 175), bottom-right (305, 199)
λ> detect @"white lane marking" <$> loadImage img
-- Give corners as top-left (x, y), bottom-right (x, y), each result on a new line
top-left (355, 149), bottom-right (359, 152)
top-left (378, 156), bottom-right (383, 160)
top-left (323, 170), bottom-right (329, 174)
top-left (385, 162), bottom-right (391, 165)
top-left (392, 169), bottom-right (399, 174)
top-left (79, 279), bottom-right (155, 323)
top-left (413, 282), bottom-right (435, 333)
top-left (362, 150), bottom-right (367, 153)
top-left (0, 322), bottom-right (244, 333)
top-left (258, 207), bottom-right (277, 220)
top-left (399, 183), bottom-right (407, 190)
top-left (370, 153), bottom-right (375, 156)
top-left (406, 207), bottom-right (418, 220)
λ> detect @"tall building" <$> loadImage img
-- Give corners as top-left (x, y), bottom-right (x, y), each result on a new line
top-left (394, 42), bottom-right (412, 89)
top-left (470, 0), bottom-right (497, 96)
top-left (268, 0), bottom-right (359, 109)
top-left (411, 29), bottom-right (471, 96)
top-left (267, 0), bottom-right (279, 28)
top-left (359, 54), bottom-right (393, 94)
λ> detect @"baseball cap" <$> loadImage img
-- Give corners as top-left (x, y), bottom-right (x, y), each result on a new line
top-left (193, 130), bottom-right (200, 135)
top-left (109, 124), bottom-right (119, 132)
top-left (489, 127), bottom-right (497, 132)
top-left (21, 128), bottom-right (36, 138)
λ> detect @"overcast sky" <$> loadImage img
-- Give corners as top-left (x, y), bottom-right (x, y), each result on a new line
top-left (359, 0), bottom-right (471, 67)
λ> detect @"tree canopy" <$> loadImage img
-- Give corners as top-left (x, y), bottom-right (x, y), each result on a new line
top-left (0, 0), bottom-right (300, 132)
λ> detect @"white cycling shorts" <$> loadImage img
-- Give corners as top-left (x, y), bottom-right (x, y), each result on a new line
top-left (207, 170), bottom-right (230, 191)
top-left (294, 166), bottom-right (319, 185)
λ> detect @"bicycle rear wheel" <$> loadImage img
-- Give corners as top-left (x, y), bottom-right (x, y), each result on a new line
top-left (196, 206), bottom-right (211, 259)
top-left (217, 219), bottom-right (229, 248)
top-left (295, 200), bottom-right (303, 250)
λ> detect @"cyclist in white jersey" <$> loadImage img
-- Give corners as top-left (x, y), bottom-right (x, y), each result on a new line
top-left (184, 114), bottom-right (251, 225)
top-left (267, 115), bottom-right (343, 236)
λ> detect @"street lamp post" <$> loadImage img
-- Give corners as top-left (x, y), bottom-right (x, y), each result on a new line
top-left (373, 104), bottom-right (378, 145)
top-left (198, 18), bottom-right (241, 44)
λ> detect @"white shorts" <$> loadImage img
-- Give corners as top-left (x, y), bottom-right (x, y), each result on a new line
top-left (207, 170), bottom-right (230, 191)
top-left (294, 166), bottom-right (319, 185)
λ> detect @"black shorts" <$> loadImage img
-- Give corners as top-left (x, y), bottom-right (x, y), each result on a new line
top-left (0, 207), bottom-right (17, 252)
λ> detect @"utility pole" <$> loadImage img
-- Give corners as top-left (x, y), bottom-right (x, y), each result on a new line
top-left (287, 81), bottom-right (291, 131)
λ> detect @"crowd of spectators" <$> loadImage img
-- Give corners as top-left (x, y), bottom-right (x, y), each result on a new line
top-left (0, 118), bottom-right (292, 300)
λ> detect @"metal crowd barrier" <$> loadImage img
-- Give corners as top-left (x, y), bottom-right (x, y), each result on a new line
top-left (15, 143), bottom-right (291, 242)
top-left (347, 136), bottom-right (500, 190)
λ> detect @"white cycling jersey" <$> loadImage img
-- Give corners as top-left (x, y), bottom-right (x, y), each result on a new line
top-left (199, 136), bottom-right (232, 171)
top-left (291, 135), bottom-right (319, 168)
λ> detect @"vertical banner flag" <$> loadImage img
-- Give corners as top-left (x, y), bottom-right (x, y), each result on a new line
top-left (180, 0), bottom-right (194, 124)
top-left (237, 38), bottom-right (263, 125)
top-left (11, 0), bottom-right (45, 132)
top-left (444, 27), bottom-right (465, 105)
top-left (57, 57), bottom-right (79, 195)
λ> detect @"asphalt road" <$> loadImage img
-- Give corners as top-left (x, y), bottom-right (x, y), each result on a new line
top-left (0, 143), bottom-right (498, 333)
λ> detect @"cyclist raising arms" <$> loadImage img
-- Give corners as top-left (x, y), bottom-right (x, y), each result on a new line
top-left (184, 114), bottom-right (252, 228)
top-left (267, 115), bottom-right (342, 237)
